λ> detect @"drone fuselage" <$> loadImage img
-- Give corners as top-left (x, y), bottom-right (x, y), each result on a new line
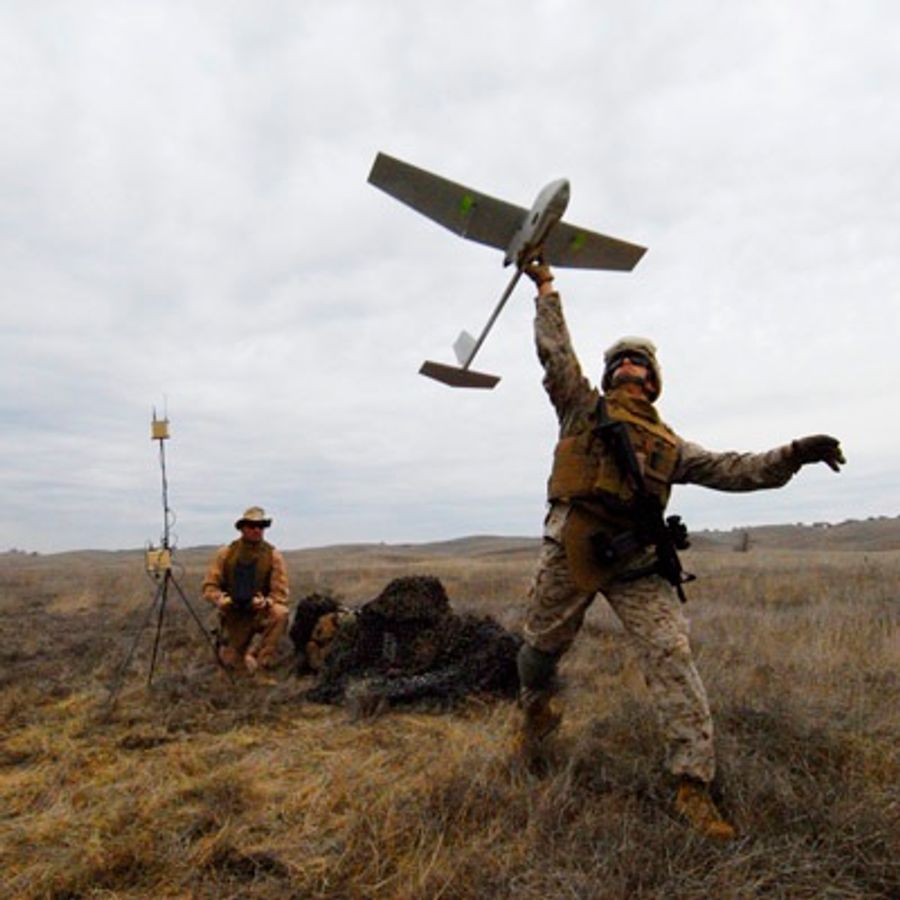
top-left (502, 178), bottom-right (570, 267)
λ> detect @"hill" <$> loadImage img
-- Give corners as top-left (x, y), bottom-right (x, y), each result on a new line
top-left (693, 515), bottom-right (900, 552)
top-left (7, 515), bottom-right (899, 561)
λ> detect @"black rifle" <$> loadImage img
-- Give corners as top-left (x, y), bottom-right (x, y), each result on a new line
top-left (593, 397), bottom-right (695, 602)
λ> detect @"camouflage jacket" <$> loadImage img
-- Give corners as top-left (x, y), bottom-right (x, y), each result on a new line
top-left (201, 542), bottom-right (290, 608)
top-left (534, 290), bottom-right (798, 495)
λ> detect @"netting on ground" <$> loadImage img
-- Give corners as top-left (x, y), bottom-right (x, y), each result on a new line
top-left (289, 575), bottom-right (522, 708)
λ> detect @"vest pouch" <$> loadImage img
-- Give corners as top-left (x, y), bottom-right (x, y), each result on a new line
top-left (590, 528), bottom-right (646, 566)
top-left (589, 450), bottom-right (635, 503)
top-left (639, 437), bottom-right (677, 500)
top-left (548, 434), bottom-right (595, 499)
top-left (231, 561), bottom-right (257, 611)
top-left (562, 505), bottom-right (649, 593)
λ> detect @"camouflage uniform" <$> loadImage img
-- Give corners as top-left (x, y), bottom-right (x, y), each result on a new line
top-left (523, 289), bottom-right (799, 783)
top-left (202, 540), bottom-right (290, 669)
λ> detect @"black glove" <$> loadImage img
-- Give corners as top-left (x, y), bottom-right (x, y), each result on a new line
top-left (791, 435), bottom-right (846, 472)
top-left (523, 257), bottom-right (554, 287)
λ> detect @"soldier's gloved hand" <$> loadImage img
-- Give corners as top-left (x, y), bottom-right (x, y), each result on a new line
top-left (251, 594), bottom-right (270, 612)
top-left (666, 515), bottom-right (690, 550)
top-left (791, 435), bottom-right (846, 472)
top-left (523, 256), bottom-right (554, 288)
top-left (216, 593), bottom-right (232, 611)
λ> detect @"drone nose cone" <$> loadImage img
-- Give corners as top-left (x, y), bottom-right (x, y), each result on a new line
top-left (548, 179), bottom-right (570, 216)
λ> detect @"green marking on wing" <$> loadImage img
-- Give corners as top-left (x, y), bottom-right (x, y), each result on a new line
top-left (570, 232), bottom-right (587, 252)
top-left (459, 193), bottom-right (475, 217)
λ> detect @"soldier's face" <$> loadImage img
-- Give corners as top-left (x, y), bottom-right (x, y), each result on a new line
top-left (611, 356), bottom-right (654, 397)
top-left (240, 524), bottom-right (265, 543)
top-left (614, 357), bottom-right (648, 379)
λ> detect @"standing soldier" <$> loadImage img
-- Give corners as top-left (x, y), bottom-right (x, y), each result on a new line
top-left (516, 259), bottom-right (845, 840)
top-left (202, 506), bottom-right (290, 675)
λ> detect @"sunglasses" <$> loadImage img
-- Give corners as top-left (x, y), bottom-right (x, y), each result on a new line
top-left (609, 351), bottom-right (651, 369)
top-left (243, 523), bottom-right (266, 530)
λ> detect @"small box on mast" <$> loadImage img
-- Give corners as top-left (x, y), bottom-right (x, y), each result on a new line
top-left (145, 546), bottom-right (172, 575)
top-left (151, 411), bottom-right (170, 440)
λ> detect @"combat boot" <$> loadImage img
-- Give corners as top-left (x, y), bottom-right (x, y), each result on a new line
top-left (674, 777), bottom-right (736, 841)
top-left (512, 688), bottom-right (562, 766)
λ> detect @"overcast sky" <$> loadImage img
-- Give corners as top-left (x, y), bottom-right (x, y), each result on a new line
top-left (1, 1), bottom-right (898, 553)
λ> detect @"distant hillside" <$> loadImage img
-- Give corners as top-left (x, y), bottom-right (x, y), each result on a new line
top-left (693, 515), bottom-right (900, 552)
top-left (6, 516), bottom-right (900, 561)
top-left (281, 517), bottom-right (900, 556)
top-left (285, 535), bottom-right (540, 562)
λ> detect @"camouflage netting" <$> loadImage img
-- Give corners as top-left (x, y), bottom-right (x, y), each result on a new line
top-left (290, 575), bottom-right (522, 708)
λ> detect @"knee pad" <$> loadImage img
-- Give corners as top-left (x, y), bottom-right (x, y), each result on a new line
top-left (517, 644), bottom-right (560, 691)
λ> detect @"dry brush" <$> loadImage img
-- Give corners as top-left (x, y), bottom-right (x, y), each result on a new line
top-left (0, 546), bottom-right (897, 898)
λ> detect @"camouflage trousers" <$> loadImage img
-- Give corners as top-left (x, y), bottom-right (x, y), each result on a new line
top-left (218, 603), bottom-right (289, 669)
top-left (522, 503), bottom-right (715, 783)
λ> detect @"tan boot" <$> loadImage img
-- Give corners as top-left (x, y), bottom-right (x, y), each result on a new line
top-left (674, 777), bottom-right (736, 841)
top-left (218, 645), bottom-right (242, 671)
top-left (512, 689), bottom-right (562, 766)
top-left (243, 651), bottom-right (259, 675)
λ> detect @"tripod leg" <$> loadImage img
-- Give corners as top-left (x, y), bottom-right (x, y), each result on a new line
top-left (170, 575), bottom-right (235, 681)
top-left (147, 570), bottom-right (171, 686)
top-left (104, 578), bottom-right (166, 713)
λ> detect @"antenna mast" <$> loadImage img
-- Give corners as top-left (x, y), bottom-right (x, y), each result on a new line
top-left (104, 406), bottom-right (229, 716)
top-left (151, 408), bottom-right (173, 553)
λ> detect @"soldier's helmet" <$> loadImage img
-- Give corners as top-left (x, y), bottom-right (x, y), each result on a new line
top-left (601, 336), bottom-right (662, 401)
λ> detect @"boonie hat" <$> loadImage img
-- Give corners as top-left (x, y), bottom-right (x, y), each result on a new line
top-left (235, 506), bottom-right (272, 529)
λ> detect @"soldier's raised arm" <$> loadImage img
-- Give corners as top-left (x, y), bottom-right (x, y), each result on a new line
top-left (525, 259), bottom-right (594, 423)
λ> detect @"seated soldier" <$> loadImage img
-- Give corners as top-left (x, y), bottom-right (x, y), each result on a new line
top-left (289, 592), bottom-right (356, 674)
top-left (202, 506), bottom-right (290, 674)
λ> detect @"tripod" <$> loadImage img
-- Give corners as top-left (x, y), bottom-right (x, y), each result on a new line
top-left (105, 414), bottom-right (230, 714)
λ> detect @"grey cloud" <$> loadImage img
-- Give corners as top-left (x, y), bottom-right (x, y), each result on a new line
top-left (1, 2), bottom-right (897, 551)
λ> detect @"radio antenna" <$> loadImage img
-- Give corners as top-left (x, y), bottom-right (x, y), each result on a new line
top-left (105, 408), bottom-right (230, 716)
top-left (152, 407), bottom-right (174, 551)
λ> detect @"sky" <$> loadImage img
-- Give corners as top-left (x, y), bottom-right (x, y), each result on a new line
top-left (1, 1), bottom-right (898, 553)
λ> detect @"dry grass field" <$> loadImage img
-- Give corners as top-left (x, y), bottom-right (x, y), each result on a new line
top-left (1, 535), bottom-right (898, 898)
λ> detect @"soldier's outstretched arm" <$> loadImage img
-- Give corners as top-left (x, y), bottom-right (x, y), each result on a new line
top-left (524, 259), bottom-right (594, 420)
top-left (673, 440), bottom-right (799, 491)
top-left (674, 433), bottom-right (846, 492)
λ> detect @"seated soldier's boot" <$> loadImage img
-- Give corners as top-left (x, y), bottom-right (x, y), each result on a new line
top-left (674, 777), bottom-right (736, 841)
top-left (249, 651), bottom-right (280, 685)
top-left (218, 646), bottom-right (241, 670)
top-left (512, 689), bottom-right (562, 765)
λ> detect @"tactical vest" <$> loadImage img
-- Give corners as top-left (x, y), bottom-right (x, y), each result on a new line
top-left (548, 388), bottom-right (679, 512)
top-left (222, 539), bottom-right (274, 603)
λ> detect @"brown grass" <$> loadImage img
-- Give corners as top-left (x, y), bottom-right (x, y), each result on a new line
top-left (1, 545), bottom-right (898, 898)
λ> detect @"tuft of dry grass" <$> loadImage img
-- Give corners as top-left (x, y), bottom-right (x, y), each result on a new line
top-left (1, 546), bottom-right (898, 898)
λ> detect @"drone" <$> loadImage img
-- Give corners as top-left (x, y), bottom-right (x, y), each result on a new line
top-left (368, 152), bottom-right (646, 388)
